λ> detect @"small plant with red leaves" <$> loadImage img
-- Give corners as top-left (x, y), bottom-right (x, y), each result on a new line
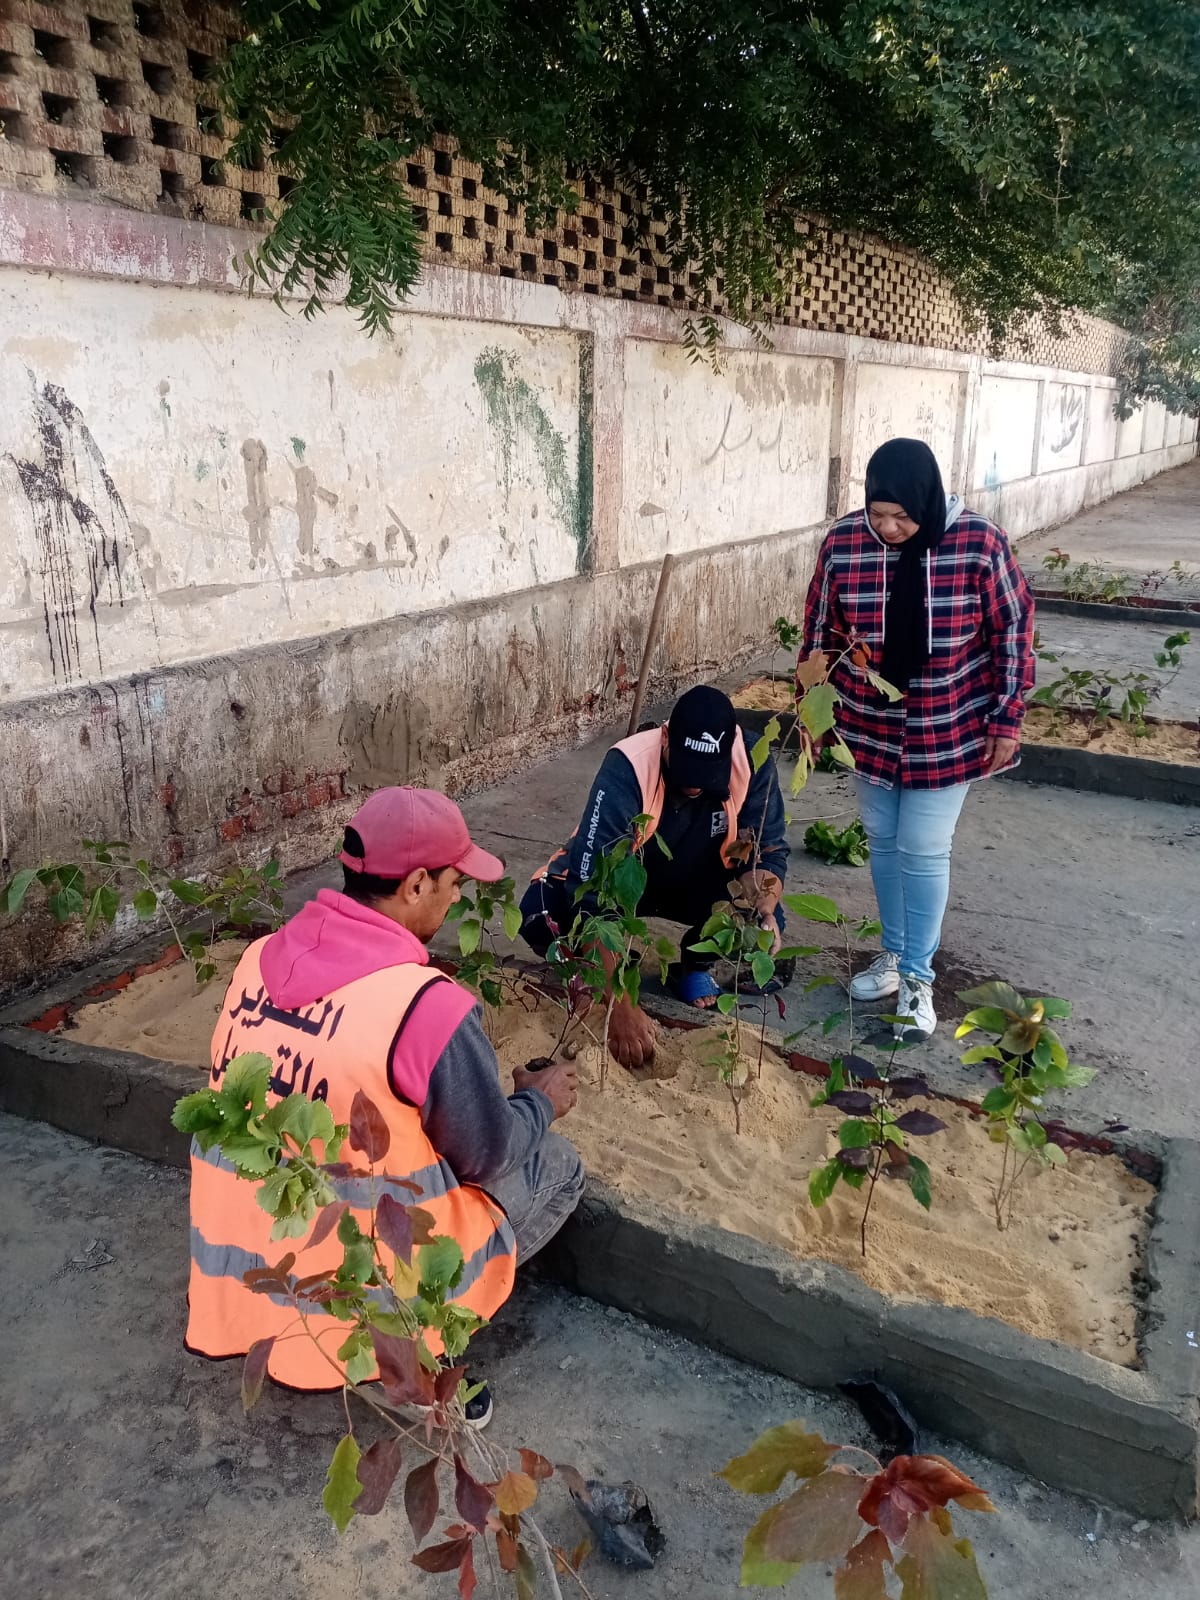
top-left (721, 1420), bottom-right (995, 1595)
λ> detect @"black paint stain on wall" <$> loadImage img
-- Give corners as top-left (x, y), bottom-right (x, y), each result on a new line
top-left (6, 375), bottom-right (136, 684)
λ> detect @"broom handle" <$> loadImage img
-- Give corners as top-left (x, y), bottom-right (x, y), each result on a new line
top-left (626, 553), bottom-right (676, 737)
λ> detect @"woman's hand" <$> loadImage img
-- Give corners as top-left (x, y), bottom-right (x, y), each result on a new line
top-left (984, 735), bottom-right (1019, 774)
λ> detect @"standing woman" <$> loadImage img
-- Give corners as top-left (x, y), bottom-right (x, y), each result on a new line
top-left (799, 438), bottom-right (1034, 1039)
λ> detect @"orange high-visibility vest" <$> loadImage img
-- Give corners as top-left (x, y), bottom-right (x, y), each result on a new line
top-left (186, 939), bottom-right (517, 1389)
top-left (536, 725), bottom-right (754, 881)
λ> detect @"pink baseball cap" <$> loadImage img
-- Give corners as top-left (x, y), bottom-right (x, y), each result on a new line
top-left (339, 787), bottom-right (505, 882)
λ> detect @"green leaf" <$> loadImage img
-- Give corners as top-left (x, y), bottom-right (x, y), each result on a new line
top-left (829, 739), bottom-right (857, 770)
top-left (783, 892), bottom-right (842, 925)
top-left (323, 1432), bottom-right (363, 1533)
top-left (720, 1422), bottom-right (836, 1494)
top-left (751, 952), bottom-right (776, 989)
top-left (168, 878), bottom-right (208, 906)
top-left (1039, 997), bottom-right (1072, 1019)
top-left (799, 682), bottom-right (837, 739)
top-left (981, 1086), bottom-right (1015, 1116)
top-left (839, 1119), bottom-right (872, 1149)
top-left (959, 1045), bottom-right (1003, 1066)
top-left (716, 993), bottom-right (738, 1015)
top-left (502, 900), bottom-right (523, 941)
top-left (458, 918), bottom-right (482, 957)
top-left (907, 1154), bottom-right (933, 1210)
top-left (740, 1502), bottom-right (803, 1589)
top-left (957, 982), bottom-right (1026, 1015)
top-left (133, 888), bottom-right (159, 920)
top-left (957, 1007), bottom-right (1011, 1036)
top-left (4, 868), bottom-right (39, 915)
top-left (612, 850), bottom-right (648, 915)
top-left (808, 1159), bottom-right (841, 1208)
top-left (418, 1236), bottom-right (465, 1295)
top-left (894, 1515), bottom-right (988, 1600)
top-left (48, 886), bottom-right (86, 924)
top-left (865, 669), bottom-right (903, 702)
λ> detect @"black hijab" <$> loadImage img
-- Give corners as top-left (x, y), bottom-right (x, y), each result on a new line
top-left (865, 438), bottom-right (949, 694)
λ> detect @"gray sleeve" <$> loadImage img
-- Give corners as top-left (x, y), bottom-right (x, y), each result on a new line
top-left (740, 731), bottom-right (790, 883)
top-left (562, 748), bottom-right (644, 904)
top-left (420, 1004), bottom-right (553, 1186)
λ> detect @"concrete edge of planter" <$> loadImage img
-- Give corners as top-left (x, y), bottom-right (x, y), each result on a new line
top-left (541, 1172), bottom-right (1200, 1521)
top-left (1031, 594), bottom-right (1200, 629)
top-left (731, 704), bottom-right (1200, 809)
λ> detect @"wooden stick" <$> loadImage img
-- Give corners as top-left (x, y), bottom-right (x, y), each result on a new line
top-left (626, 552), bottom-right (676, 736)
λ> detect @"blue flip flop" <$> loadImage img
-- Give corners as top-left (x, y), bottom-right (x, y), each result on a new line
top-left (671, 968), bottom-right (725, 1007)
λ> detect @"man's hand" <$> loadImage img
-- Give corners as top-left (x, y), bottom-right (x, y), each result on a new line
top-left (607, 1000), bottom-right (657, 1070)
top-left (513, 1061), bottom-right (578, 1120)
top-left (984, 734), bottom-right (1019, 775)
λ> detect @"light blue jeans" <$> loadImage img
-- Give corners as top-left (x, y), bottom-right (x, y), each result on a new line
top-left (854, 778), bottom-right (971, 985)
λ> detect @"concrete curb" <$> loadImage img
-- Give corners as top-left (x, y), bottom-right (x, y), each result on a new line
top-left (1007, 741), bottom-right (1200, 808)
top-left (1, 953), bottom-right (1198, 1518)
top-left (1032, 594), bottom-right (1200, 629)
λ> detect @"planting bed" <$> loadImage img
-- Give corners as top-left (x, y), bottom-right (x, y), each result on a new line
top-left (2, 938), bottom-right (1199, 1517)
top-left (60, 956), bottom-right (1152, 1366)
top-left (1032, 591), bottom-right (1200, 628)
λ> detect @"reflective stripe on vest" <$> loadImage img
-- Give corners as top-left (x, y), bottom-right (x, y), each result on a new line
top-left (186, 939), bottom-right (517, 1389)
top-left (535, 725), bottom-right (753, 881)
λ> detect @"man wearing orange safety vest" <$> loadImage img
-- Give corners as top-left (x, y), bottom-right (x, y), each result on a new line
top-left (519, 685), bottom-right (790, 1070)
top-left (186, 787), bottom-right (583, 1423)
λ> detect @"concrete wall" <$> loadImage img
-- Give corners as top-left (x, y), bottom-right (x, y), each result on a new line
top-left (0, 191), bottom-right (1195, 988)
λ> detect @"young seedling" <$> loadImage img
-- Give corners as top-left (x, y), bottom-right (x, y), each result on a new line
top-left (3, 840), bottom-right (284, 983)
top-left (444, 875), bottom-right (535, 1037)
top-left (802, 817), bottom-right (870, 867)
top-left (955, 982), bottom-right (1095, 1231)
top-left (1031, 630), bottom-right (1191, 739)
top-left (171, 1059), bottom-right (599, 1598)
top-left (721, 1419), bottom-right (994, 1596)
top-left (807, 1037), bottom-right (946, 1256)
top-left (781, 890), bottom-right (883, 1046)
top-left (547, 816), bottom-right (676, 1090)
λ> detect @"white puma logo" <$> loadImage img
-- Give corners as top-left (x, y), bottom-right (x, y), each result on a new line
top-left (683, 730), bottom-right (726, 755)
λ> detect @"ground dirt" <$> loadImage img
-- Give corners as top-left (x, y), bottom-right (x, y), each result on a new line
top-left (58, 956), bottom-right (1153, 1366)
top-left (2, 1113), bottom-right (1198, 1600)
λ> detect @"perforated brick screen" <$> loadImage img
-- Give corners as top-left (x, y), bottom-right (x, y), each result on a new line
top-left (0, 0), bottom-right (1131, 376)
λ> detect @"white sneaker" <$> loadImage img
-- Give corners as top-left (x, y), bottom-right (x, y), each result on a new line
top-left (894, 975), bottom-right (936, 1040)
top-left (849, 951), bottom-right (901, 1002)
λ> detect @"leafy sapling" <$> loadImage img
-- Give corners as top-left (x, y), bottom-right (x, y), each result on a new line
top-left (445, 875), bottom-right (530, 1033)
top-left (171, 1058), bottom-right (600, 1597)
top-left (3, 841), bottom-right (284, 983)
top-left (955, 982), bottom-right (1095, 1231)
top-left (807, 1037), bottom-right (946, 1256)
top-left (722, 1419), bottom-right (994, 1596)
top-left (802, 817), bottom-right (869, 867)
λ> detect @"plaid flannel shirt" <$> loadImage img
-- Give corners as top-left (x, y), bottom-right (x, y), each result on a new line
top-left (801, 509), bottom-right (1035, 790)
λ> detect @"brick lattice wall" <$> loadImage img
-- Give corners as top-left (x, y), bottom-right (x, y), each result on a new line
top-left (0, 0), bottom-right (1131, 376)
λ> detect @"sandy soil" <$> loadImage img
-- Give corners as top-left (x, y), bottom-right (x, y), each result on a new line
top-left (61, 953), bottom-right (1152, 1366)
top-left (1025, 706), bottom-right (1200, 764)
top-left (733, 676), bottom-right (794, 712)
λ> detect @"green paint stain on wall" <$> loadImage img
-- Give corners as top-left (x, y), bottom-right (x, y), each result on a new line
top-left (473, 347), bottom-right (587, 566)
top-left (291, 436), bottom-right (307, 460)
top-left (195, 460), bottom-right (211, 480)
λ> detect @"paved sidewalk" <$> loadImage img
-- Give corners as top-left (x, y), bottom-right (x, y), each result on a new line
top-left (1018, 459), bottom-right (1200, 590)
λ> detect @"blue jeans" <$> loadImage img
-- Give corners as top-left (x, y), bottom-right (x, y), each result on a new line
top-left (854, 778), bottom-right (970, 984)
top-left (484, 1132), bottom-right (585, 1263)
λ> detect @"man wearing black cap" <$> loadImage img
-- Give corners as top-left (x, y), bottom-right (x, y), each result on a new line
top-left (519, 685), bottom-right (790, 1069)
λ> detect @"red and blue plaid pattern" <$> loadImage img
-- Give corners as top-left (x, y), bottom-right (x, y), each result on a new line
top-left (801, 510), bottom-right (1035, 789)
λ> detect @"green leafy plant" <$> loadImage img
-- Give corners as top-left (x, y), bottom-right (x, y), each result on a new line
top-left (788, 644), bottom-right (901, 796)
top-left (216, 0), bottom-right (1200, 413)
top-left (803, 818), bottom-right (870, 868)
top-left (773, 616), bottom-right (803, 653)
top-left (1031, 630), bottom-right (1191, 737)
top-left (807, 1042), bottom-right (945, 1257)
top-left (171, 1056), bottom-right (597, 1595)
top-left (956, 983), bottom-right (1095, 1231)
top-left (547, 816), bottom-right (676, 1088)
top-left (3, 841), bottom-right (284, 983)
top-left (445, 875), bottom-right (531, 1033)
top-left (721, 1420), bottom-right (993, 1594)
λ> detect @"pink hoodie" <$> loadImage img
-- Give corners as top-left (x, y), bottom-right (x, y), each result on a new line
top-left (258, 888), bottom-right (474, 1103)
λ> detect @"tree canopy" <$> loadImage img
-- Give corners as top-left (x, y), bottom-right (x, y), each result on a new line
top-left (222, 0), bottom-right (1200, 409)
